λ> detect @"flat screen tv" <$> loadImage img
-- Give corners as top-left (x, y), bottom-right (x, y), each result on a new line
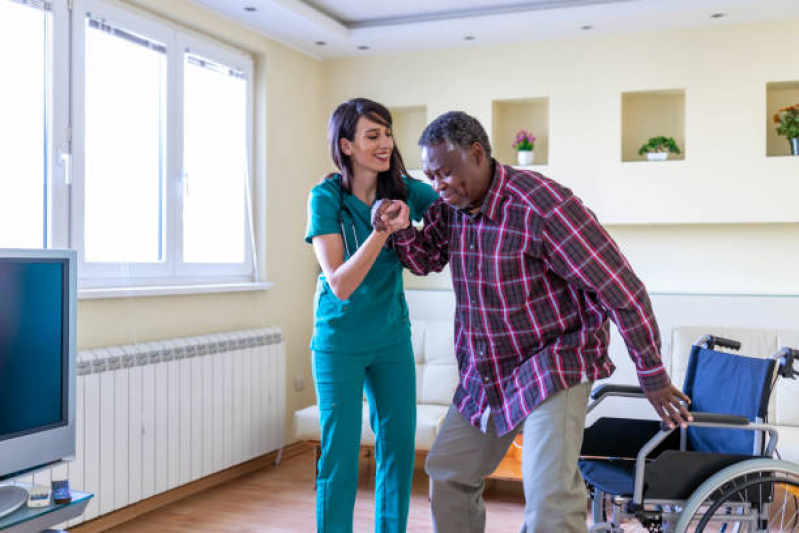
top-left (0, 249), bottom-right (77, 517)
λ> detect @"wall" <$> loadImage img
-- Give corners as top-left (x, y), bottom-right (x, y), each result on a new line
top-left (322, 19), bottom-right (799, 296)
top-left (77, 0), bottom-right (328, 439)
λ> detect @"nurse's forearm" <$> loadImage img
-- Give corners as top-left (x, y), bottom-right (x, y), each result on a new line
top-left (327, 231), bottom-right (390, 300)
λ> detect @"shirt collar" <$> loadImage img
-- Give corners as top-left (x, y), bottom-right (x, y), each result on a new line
top-left (476, 159), bottom-right (506, 223)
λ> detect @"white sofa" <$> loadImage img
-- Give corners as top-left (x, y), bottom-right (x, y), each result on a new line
top-left (295, 290), bottom-right (799, 464)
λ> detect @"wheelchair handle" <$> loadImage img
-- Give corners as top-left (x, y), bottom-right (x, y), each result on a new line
top-left (696, 335), bottom-right (741, 351)
top-left (774, 347), bottom-right (799, 379)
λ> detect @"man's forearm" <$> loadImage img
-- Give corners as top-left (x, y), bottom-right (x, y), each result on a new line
top-left (391, 226), bottom-right (449, 275)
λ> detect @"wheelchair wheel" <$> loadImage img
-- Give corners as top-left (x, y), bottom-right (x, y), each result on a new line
top-left (674, 458), bottom-right (799, 532)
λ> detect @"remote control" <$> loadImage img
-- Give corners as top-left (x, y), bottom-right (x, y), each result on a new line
top-left (26, 485), bottom-right (50, 508)
top-left (51, 480), bottom-right (72, 505)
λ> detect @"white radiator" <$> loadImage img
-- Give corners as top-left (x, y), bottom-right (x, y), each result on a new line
top-left (16, 328), bottom-right (286, 527)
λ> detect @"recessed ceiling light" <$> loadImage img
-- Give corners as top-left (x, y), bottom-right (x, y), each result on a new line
top-left (711, 13), bottom-right (726, 18)
top-left (357, 45), bottom-right (370, 50)
top-left (464, 35), bottom-right (475, 41)
top-left (315, 41), bottom-right (326, 46)
top-left (581, 25), bottom-right (593, 30)
top-left (244, 6), bottom-right (256, 12)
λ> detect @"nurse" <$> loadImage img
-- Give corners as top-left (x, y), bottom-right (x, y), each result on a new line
top-left (305, 98), bottom-right (438, 533)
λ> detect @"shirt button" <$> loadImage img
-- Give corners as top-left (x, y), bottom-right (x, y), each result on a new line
top-left (469, 244), bottom-right (475, 250)
top-left (482, 375), bottom-right (490, 383)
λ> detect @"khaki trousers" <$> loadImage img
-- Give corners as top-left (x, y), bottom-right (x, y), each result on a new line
top-left (425, 382), bottom-right (592, 533)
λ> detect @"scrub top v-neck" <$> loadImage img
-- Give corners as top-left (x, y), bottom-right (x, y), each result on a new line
top-left (306, 175), bottom-right (438, 354)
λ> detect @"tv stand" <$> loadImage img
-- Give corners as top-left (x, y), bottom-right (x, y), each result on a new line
top-left (0, 485), bottom-right (91, 533)
top-left (0, 487), bottom-right (26, 520)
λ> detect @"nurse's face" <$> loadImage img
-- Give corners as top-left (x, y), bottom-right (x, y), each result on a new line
top-left (340, 116), bottom-right (394, 177)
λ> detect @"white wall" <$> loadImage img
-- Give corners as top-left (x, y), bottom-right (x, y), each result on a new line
top-left (319, 19), bottom-right (799, 295)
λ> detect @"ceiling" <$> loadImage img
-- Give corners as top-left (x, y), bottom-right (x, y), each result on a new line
top-left (186, 0), bottom-right (799, 59)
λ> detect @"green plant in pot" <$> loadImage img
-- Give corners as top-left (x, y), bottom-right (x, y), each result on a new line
top-left (638, 136), bottom-right (681, 161)
top-left (773, 104), bottom-right (799, 156)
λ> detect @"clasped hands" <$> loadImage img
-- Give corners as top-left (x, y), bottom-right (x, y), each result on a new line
top-left (370, 199), bottom-right (411, 234)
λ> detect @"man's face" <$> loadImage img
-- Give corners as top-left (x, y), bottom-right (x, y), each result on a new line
top-left (421, 142), bottom-right (489, 211)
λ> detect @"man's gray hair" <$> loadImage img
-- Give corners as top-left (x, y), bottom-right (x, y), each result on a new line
top-left (418, 111), bottom-right (492, 158)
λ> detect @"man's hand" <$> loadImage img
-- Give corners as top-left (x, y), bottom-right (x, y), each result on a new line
top-left (644, 384), bottom-right (693, 429)
top-left (371, 199), bottom-right (397, 232)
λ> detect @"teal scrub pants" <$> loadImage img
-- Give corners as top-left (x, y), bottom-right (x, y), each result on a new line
top-left (313, 339), bottom-right (416, 533)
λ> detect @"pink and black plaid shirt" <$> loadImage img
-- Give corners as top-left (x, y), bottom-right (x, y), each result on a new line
top-left (392, 161), bottom-right (669, 436)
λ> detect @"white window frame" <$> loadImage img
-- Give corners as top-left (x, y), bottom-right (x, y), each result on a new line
top-left (71, 0), bottom-right (256, 290)
top-left (50, 0), bottom-right (71, 250)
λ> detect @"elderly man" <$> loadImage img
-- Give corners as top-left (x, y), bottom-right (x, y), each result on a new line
top-left (381, 111), bottom-right (691, 532)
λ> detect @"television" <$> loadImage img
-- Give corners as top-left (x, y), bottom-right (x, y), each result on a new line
top-left (0, 249), bottom-right (77, 517)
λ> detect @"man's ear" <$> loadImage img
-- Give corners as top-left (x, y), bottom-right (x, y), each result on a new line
top-left (340, 137), bottom-right (353, 156)
top-left (471, 141), bottom-right (485, 165)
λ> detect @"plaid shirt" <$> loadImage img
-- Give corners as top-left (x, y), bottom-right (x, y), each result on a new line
top-left (392, 162), bottom-right (669, 436)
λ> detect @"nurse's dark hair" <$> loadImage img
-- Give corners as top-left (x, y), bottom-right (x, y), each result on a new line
top-left (325, 98), bottom-right (409, 200)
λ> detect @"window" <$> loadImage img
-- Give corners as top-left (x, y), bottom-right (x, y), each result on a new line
top-left (0, 0), bottom-right (52, 248)
top-left (0, 0), bottom-right (257, 291)
top-left (182, 52), bottom-right (249, 265)
top-left (83, 17), bottom-right (167, 264)
top-left (74, 0), bottom-right (255, 288)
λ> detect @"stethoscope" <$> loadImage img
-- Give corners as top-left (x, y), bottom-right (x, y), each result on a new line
top-left (339, 183), bottom-right (360, 258)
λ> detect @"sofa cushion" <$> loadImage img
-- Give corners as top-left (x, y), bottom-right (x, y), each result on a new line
top-left (416, 320), bottom-right (459, 406)
top-left (775, 425), bottom-right (799, 464)
top-left (293, 402), bottom-right (448, 451)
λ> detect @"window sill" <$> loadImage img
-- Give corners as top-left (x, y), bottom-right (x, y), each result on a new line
top-left (78, 281), bottom-right (274, 300)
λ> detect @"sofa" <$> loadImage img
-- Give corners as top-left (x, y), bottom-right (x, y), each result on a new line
top-left (294, 290), bottom-right (799, 464)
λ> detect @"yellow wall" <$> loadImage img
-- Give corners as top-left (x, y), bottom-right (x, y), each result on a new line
top-left (77, 0), bottom-right (328, 437)
top-left (322, 19), bottom-right (799, 296)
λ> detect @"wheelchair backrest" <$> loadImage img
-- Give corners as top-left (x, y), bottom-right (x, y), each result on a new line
top-left (682, 346), bottom-right (776, 455)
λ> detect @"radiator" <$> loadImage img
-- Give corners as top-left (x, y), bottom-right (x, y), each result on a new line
top-left (16, 328), bottom-right (286, 527)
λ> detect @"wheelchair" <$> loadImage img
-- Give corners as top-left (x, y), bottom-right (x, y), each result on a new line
top-left (579, 334), bottom-right (799, 532)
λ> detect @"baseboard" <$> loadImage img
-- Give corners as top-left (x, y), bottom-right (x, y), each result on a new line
top-left (70, 441), bottom-right (311, 533)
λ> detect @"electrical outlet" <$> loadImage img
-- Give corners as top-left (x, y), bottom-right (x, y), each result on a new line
top-left (294, 375), bottom-right (306, 391)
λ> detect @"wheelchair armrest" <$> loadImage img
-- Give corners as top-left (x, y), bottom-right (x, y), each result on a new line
top-left (587, 384), bottom-right (646, 415)
top-left (686, 412), bottom-right (750, 426)
top-left (590, 384), bottom-right (644, 401)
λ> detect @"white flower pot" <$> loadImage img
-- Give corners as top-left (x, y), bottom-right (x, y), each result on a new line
top-left (646, 152), bottom-right (668, 161)
top-left (516, 150), bottom-right (534, 166)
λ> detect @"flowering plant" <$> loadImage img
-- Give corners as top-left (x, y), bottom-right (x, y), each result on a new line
top-left (773, 104), bottom-right (799, 139)
top-left (512, 129), bottom-right (535, 151)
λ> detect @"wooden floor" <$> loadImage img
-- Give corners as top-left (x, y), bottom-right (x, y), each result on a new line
top-left (106, 445), bottom-right (527, 532)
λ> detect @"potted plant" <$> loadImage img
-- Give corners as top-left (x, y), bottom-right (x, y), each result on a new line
top-left (513, 129), bottom-right (535, 166)
top-left (773, 104), bottom-right (799, 156)
top-left (638, 136), bottom-right (681, 161)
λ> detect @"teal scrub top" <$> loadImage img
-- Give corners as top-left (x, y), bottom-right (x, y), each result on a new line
top-left (305, 175), bottom-right (438, 354)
